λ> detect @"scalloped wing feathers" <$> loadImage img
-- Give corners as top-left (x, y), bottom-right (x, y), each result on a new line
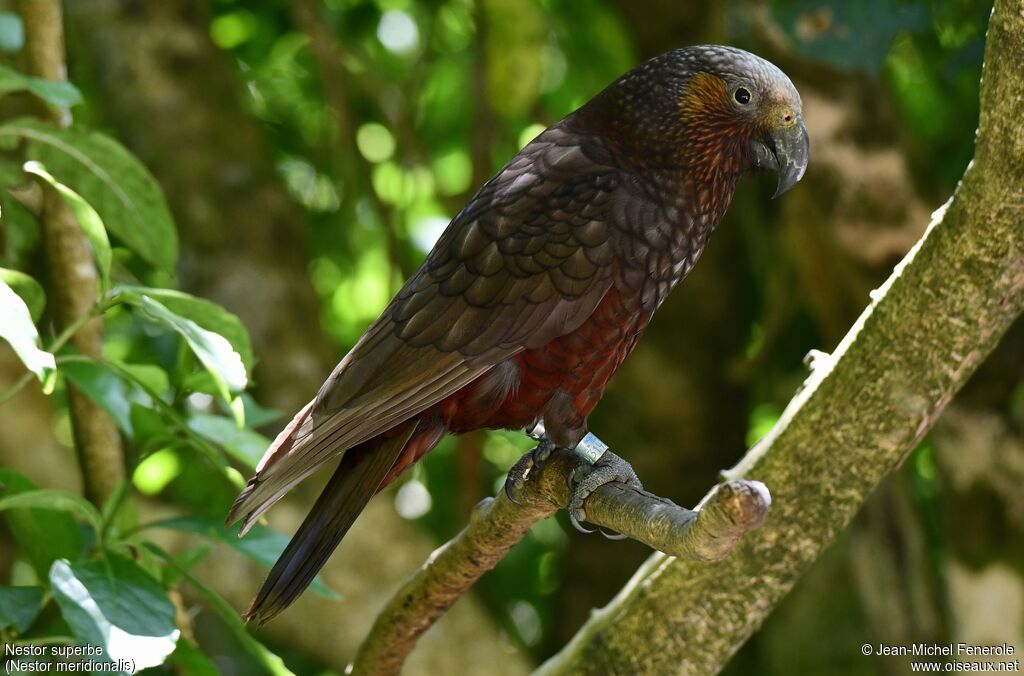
top-left (227, 124), bottom-right (621, 531)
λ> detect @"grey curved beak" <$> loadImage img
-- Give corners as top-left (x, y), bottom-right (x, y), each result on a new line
top-left (751, 118), bottom-right (809, 198)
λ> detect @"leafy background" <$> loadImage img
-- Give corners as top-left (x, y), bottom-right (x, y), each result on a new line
top-left (0, 0), bottom-right (1020, 674)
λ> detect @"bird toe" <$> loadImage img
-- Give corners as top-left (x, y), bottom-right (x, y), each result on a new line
top-left (566, 450), bottom-right (642, 533)
top-left (503, 436), bottom-right (557, 505)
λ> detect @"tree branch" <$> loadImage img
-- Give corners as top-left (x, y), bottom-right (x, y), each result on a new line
top-left (17, 0), bottom-right (124, 506)
top-left (351, 448), bottom-right (769, 675)
top-left (534, 1), bottom-right (1024, 673)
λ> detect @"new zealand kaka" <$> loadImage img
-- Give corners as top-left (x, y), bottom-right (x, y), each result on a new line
top-left (229, 44), bottom-right (808, 625)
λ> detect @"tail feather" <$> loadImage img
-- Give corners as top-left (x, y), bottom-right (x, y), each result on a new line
top-left (226, 401), bottom-right (315, 533)
top-left (242, 422), bottom-right (418, 626)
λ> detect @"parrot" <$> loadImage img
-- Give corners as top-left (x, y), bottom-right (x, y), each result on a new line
top-left (228, 44), bottom-right (809, 625)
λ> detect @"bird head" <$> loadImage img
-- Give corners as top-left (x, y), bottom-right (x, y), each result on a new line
top-left (580, 45), bottom-right (809, 199)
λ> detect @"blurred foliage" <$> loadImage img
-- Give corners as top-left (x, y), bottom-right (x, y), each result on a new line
top-left (772, 0), bottom-right (988, 189)
top-left (0, 0), bottom-right (1010, 673)
top-left (0, 4), bottom-right (323, 668)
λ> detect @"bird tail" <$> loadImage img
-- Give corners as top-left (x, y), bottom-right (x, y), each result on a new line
top-left (242, 421), bottom-right (419, 626)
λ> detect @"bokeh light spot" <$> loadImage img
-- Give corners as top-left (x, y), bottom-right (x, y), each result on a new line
top-left (377, 10), bottom-right (419, 55)
top-left (134, 449), bottom-right (182, 496)
top-left (395, 479), bottom-right (432, 519)
top-left (356, 123), bottom-right (396, 163)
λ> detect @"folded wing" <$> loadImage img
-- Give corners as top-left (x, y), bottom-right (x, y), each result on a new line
top-left (227, 124), bottom-right (622, 533)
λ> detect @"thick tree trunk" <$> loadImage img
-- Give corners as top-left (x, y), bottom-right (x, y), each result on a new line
top-left (537, 1), bottom-right (1024, 672)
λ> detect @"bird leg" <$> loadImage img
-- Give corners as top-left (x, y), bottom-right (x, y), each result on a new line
top-left (506, 423), bottom-right (644, 536)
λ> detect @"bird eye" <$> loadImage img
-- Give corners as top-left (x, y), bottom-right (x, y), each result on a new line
top-left (734, 87), bottom-right (752, 105)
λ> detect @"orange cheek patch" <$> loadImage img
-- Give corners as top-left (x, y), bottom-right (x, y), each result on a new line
top-left (678, 72), bottom-right (730, 121)
top-left (674, 72), bottom-right (767, 208)
top-left (677, 73), bottom-right (750, 173)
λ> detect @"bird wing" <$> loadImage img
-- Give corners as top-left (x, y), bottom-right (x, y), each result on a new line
top-left (228, 124), bottom-right (621, 531)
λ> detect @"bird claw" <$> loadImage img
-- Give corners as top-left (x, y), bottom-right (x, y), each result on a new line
top-left (600, 527), bottom-right (628, 540)
top-left (567, 451), bottom-right (642, 534)
top-left (568, 509), bottom-right (630, 538)
top-left (503, 436), bottom-right (555, 506)
top-left (569, 510), bottom-right (595, 534)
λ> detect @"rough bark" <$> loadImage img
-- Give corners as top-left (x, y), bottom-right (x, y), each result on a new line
top-left (536, 1), bottom-right (1024, 672)
top-left (17, 0), bottom-right (124, 506)
top-left (352, 448), bottom-right (769, 675)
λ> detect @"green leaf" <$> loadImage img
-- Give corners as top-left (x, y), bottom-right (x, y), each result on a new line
top-left (168, 638), bottom-right (220, 676)
top-left (59, 358), bottom-right (137, 436)
top-left (58, 359), bottom-right (168, 440)
top-left (0, 470), bottom-right (84, 578)
top-left (117, 285), bottom-right (254, 372)
top-left (0, 198), bottom-right (40, 268)
top-left (228, 395), bottom-right (246, 429)
top-left (188, 413), bottom-right (268, 469)
top-left (23, 78), bottom-right (83, 110)
top-left (240, 393), bottom-right (282, 427)
top-left (179, 370), bottom-right (220, 397)
top-left (0, 276), bottom-right (54, 380)
top-left (0, 585), bottom-right (44, 633)
top-left (0, 64), bottom-right (82, 109)
top-left (99, 479), bottom-right (130, 534)
top-left (144, 543), bottom-right (295, 676)
top-left (0, 267), bottom-right (44, 321)
top-left (145, 516), bottom-right (339, 600)
top-left (116, 362), bottom-right (170, 396)
top-left (158, 544), bottom-right (213, 590)
top-left (49, 555), bottom-right (180, 671)
top-left (24, 160), bottom-right (111, 294)
top-left (82, 359), bottom-right (233, 480)
top-left (0, 119), bottom-right (177, 271)
top-left (0, 12), bottom-right (24, 52)
top-left (0, 488), bottom-right (103, 537)
top-left (121, 289), bottom-right (247, 402)
top-left (130, 403), bottom-right (174, 451)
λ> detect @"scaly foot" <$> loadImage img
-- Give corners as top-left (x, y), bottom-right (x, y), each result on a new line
top-left (504, 435), bottom-right (556, 505)
top-left (567, 451), bottom-right (642, 534)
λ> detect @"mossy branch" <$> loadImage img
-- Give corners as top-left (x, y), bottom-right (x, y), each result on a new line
top-left (351, 449), bottom-right (769, 675)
